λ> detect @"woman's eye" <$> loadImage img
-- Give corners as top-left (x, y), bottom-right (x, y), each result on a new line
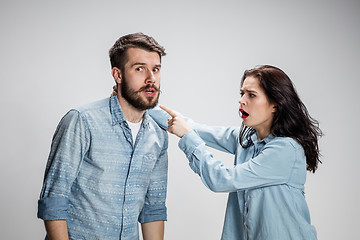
top-left (153, 68), bottom-right (159, 73)
top-left (136, 67), bottom-right (143, 71)
top-left (249, 94), bottom-right (255, 98)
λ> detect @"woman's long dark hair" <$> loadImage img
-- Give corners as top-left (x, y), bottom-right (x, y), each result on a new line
top-left (239, 65), bottom-right (322, 173)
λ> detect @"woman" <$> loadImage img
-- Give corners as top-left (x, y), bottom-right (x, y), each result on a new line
top-left (149, 65), bottom-right (322, 239)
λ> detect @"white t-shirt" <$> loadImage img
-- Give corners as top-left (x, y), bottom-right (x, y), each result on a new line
top-left (127, 120), bottom-right (142, 144)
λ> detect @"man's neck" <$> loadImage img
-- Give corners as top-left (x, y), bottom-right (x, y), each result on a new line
top-left (117, 95), bottom-right (145, 123)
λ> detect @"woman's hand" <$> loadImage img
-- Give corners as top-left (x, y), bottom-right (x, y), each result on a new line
top-left (160, 105), bottom-right (192, 138)
top-left (110, 85), bottom-right (117, 97)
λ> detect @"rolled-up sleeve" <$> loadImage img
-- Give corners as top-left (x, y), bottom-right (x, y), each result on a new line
top-left (37, 197), bottom-right (69, 220)
top-left (138, 136), bottom-right (168, 223)
top-left (38, 110), bottom-right (89, 220)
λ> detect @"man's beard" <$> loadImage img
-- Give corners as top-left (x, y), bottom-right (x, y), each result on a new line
top-left (120, 76), bottom-right (160, 111)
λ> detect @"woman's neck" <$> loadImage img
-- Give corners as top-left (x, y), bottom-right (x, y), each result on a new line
top-left (256, 128), bottom-right (271, 141)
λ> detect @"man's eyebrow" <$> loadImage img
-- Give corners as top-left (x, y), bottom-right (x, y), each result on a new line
top-left (131, 62), bottom-right (146, 67)
top-left (131, 62), bottom-right (161, 68)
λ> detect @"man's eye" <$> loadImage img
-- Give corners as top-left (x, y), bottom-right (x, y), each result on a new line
top-left (153, 68), bottom-right (159, 73)
top-left (136, 67), bottom-right (143, 71)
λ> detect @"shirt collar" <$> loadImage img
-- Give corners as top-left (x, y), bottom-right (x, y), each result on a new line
top-left (250, 132), bottom-right (275, 145)
top-left (110, 96), bottom-right (150, 128)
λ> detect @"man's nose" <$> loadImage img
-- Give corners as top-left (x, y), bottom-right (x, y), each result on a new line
top-left (145, 69), bottom-right (155, 84)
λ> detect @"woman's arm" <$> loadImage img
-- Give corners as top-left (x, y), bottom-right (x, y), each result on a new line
top-left (148, 105), bottom-right (239, 154)
top-left (179, 130), bottom-right (299, 192)
top-left (151, 105), bottom-right (299, 192)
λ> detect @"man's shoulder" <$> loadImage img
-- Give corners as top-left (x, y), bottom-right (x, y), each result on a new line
top-left (74, 98), bottom-right (110, 114)
top-left (62, 98), bottom-right (112, 126)
top-left (146, 115), bottom-right (168, 143)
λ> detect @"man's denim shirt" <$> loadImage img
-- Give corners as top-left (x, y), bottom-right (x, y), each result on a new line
top-left (38, 96), bottom-right (168, 240)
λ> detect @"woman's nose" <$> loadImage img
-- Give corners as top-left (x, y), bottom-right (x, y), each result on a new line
top-left (239, 96), bottom-right (246, 106)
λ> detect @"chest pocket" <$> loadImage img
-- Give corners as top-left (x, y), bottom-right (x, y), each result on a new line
top-left (141, 154), bottom-right (157, 172)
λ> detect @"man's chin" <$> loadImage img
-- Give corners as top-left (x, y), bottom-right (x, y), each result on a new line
top-left (142, 95), bottom-right (159, 109)
top-left (144, 100), bottom-right (159, 110)
top-left (131, 99), bottom-right (159, 111)
top-left (122, 91), bottom-right (160, 111)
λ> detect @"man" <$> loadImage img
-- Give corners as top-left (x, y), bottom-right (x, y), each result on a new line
top-left (38, 33), bottom-right (168, 240)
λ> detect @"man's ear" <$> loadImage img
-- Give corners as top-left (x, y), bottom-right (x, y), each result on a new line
top-left (112, 67), bottom-right (122, 84)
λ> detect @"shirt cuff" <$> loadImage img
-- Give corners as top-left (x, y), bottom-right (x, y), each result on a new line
top-left (138, 203), bottom-right (167, 223)
top-left (37, 197), bottom-right (69, 220)
top-left (178, 130), bottom-right (205, 158)
top-left (178, 130), bottom-right (206, 173)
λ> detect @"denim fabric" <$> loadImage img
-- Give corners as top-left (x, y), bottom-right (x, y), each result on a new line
top-left (38, 97), bottom-right (168, 240)
top-left (149, 107), bottom-right (317, 240)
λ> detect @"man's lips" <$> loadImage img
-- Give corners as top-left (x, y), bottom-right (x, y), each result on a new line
top-left (144, 87), bottom-right (157, 97)
top-left (137, 84), bottom-right (160, 97)
top-left (239, 108), bottom-right (249, 119)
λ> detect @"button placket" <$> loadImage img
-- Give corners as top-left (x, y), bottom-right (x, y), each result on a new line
top-left (243, 190), bottom-right (250, 240)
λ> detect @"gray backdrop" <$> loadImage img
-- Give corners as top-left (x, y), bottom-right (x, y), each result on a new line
top-left (1, 0), bottom-right (359, 239)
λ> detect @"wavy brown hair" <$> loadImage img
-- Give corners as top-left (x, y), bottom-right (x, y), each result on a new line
top-left (109, 32), bottom-right (166, 72)
top-left (239, 65), bottom-right (322, 173)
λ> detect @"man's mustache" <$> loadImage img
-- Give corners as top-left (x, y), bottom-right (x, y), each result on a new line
top-left (136, 84), bottom-right (161, 93)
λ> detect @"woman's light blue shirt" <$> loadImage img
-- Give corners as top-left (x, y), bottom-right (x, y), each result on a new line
top-left (149, 107), bottom-right (317, 240)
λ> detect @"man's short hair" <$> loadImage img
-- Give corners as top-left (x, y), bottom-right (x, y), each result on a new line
top-left (109, 32), bottom-right (166, 71)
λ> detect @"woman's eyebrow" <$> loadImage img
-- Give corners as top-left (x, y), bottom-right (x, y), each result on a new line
top-left (240, 88), bottom-right (258, 93)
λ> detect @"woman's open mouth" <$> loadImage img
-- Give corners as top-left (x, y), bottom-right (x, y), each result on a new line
top-left (239, 108), bottom-right (249, 119)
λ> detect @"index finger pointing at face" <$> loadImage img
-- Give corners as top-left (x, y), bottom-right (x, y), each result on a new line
top-left (160, 105), bottom-right (177, 118)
